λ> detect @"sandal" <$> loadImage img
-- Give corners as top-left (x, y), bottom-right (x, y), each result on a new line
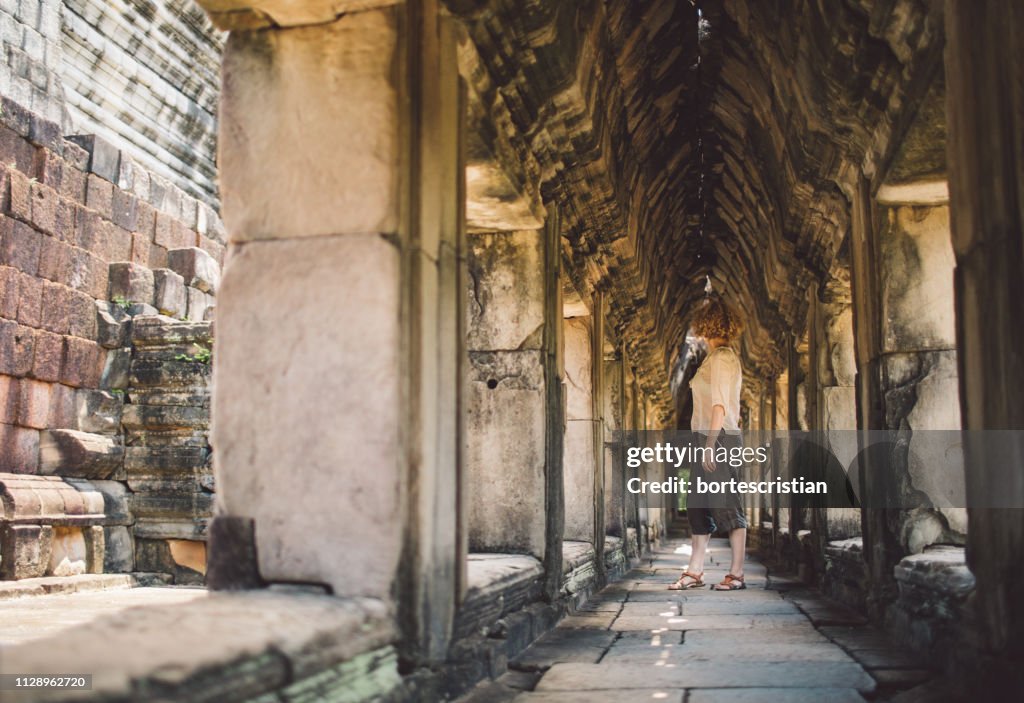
top-left (668, 570), bottom-right (704, 590)
top-left (713, 573), bottom-right (746, 591)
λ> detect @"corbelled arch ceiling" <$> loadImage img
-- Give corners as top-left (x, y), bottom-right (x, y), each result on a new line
top-left (451, 0), bottom-right (945, 423)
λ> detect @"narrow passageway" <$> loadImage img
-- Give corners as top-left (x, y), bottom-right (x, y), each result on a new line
top-left (461, 533), bottom-right (931, 702)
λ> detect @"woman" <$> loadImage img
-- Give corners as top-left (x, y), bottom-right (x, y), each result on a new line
top-left (669, 297), bottom-right (748, 591)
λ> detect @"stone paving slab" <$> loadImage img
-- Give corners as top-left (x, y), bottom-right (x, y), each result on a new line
top-left (680, 599), bottom-right (801, 615)
top-left (601, 641), bottom-right (856, 664)
top-left (612, 613), bottom-right (811, 631)
top-left (683, 628), bottom-right (829, 645)
top-left (515, 690), bottom-right (685, 702)
top-left (511, 629), bottom-right (618, 670)
top-left (533, 662), bottom-right (876, 693)
top-left (686, 687), bottom-right (868, 702)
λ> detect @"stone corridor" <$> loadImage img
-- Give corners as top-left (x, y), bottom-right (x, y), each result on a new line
top-left (459, 535), bottom-right (929, 703)
top-left (2, 0), bottom-right (1024, 700)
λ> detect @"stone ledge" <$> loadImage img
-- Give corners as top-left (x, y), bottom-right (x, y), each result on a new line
top-left (0, 591), bottom-right (396, 702)
top-left (0, 573), bottom-right (170, 600)
top-left (894, 546), bottom-right (974, 598)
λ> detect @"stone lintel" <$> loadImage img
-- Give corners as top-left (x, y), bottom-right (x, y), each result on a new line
top-left (876, 179), bottom-right (949, 205)
top-left (196, 0), bottom-right (401, 30)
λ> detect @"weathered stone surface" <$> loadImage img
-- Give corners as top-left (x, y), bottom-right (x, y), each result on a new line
top-left (0, 524), bottom-right (53, 580)
top-left (153, 268), bottom-right (188, 318)
top-left (534, 662), bottom-right (874, 693)
top-left (167, 247), bottom-right (220, 294)
top-left (186, 286), bottom-right (211, 322)
top-left (103, 525), bottom-right (135, 572)
top-left (214, 235), bottom-right (402, 598)
top-left (108, 262), bottom-right (155, 306)
top-left (100, 347), bottom-right (132, 390)
top-left (0, 589), bottom-right (398, 701)
top-left (39, 429), bottom-right (124, 480)
top-left (95, 300), bottom-right (131, 349)
top-left (89, 480), bottom-right (133, 525)
top-left (75, 389), bottom-right (123, 435)
top-left (218, 9), bottom-right (401, 242)
top-left (467, 351), bottom-right (547, 557)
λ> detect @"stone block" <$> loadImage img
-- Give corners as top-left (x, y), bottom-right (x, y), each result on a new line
top-left (83, 524), bottom-right (105, 574)
top-left (111, 188), bottom-right (138, 231)
top-left (95, 300), bottom-right (131, 348)
top-left (31, 328), bottom-right (63, 381)
top-left (75, 388), bottom-right (123, 435)
top-left (16, 378), bottom-right (52, 429)
top-left (38, 280), bottom-right (71, 334)
top-left (68, 288), bottom-right (98, 338)
top-left (88, 480), bottom-right (133, 525)
top-left (0, 422), bottom-right (40, 472)
top-left (67, 135), bottom-right (121, 183)
top-left (29, 181), bottom-right (58, 235)
top-left (0, 524), bottom-right (53, 579)
top-left (130, 231), bottom-right (150, 265)
top-left (15, 270), bottom-right (42, 326)
top-left (205, 513), bottom-right (264, 589)
top-left (99, 347), bottom-right (131, 390)
top-left (186, 286), bottom-right (210, 322)
top-left (1, 218), bottom-right (41, 274)
top-left (103, 525), bottom-right (134, 572)
top-left (467, 230), bottom-right (546, 350)
top-left (38, 234), bottom-right (71, 282)
top-left (49, 382), bottom-right (77, 428)
top-left (39, 429), bottom-right (124, 479)
top-left (60, 159), bottom-right (87, 203)
top-left (467, 350), bottom-right (547, 557)
top-left (121, 403), bottom-right (208, 432)
top-left (108, 261), bottom-right (154, 305)
top-left (0, 264), bottom-right (19, 317)
top-left (0, 374), bottom-right (16, 424)
top-left (153, 268), bottom-right (187, 318)
top-left (168, 246), bottom-right (220, 294)
top-left (61, 336), bottom-right (103, 387)
top-left (4, 169), bottom-right (33, 223)
top-left (219, 10), bottom-right (401, 241)
top-left (214, 234), bottom-right (402, 597)
top-left (85, 174), bottom-right (114, 218)
top-left (0, 319), bottom-right (36, 376)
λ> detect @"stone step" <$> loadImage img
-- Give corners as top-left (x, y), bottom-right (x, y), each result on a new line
top-left (0, 573), bottom-right (170, 601)
top-left (130, 315), bottom-right (213, 346)
top-left (121, 403), bottom-right (210, 431)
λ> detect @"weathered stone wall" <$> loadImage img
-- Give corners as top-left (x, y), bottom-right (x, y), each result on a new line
top-left (61, 0), bottom-right (223, 204)
top-left (0, 101), bottom-right (224, 580)
top-left (1, 0), bottom-right (222, 204)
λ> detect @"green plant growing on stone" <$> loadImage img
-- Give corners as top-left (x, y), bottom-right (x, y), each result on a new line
top-left (112, 295), bottom-right (132, 311)
top-left (175, 344), bottom-right (212, 365)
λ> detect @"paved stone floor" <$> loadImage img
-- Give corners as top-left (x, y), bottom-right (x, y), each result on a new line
top-left (460, 537), bottom-right (935, 702)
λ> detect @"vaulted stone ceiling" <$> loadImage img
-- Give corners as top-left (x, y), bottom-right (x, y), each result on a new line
top-left (452, 0), bottom-right (944, 421)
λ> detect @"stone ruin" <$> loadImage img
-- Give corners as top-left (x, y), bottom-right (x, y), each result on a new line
top-left (0, 0), bottom-right (1023, 700)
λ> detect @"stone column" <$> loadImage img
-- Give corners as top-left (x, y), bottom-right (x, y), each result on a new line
top-left (603, 349), bottom-right (626, 538)
top-left (200, 0), bottom-right (463, 663)
top-left (851, 174), bottom-right (965, 616)
top-left (465, 228), bottom-right (549, 558)
top-left (562, 313), bottom-right (601, 546)
top-left (946, 0), bottom-right (1024, 673)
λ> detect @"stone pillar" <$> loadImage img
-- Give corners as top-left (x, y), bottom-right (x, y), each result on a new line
top-left (851, 173), bottom-right (965, 616)
top-left (946, 0), bottom-right (1024, 673)
top-left (202, 0), bottom-right (463, 663)
top-left (562, 312), bottom-right (600, 545)
top-left (465, 228), bottom-right (549, 558)
top-left (603, 349), bottom-right (626, 538)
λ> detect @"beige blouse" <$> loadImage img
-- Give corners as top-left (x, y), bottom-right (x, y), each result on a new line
top-left (689, 346), bottom-right (742, 433)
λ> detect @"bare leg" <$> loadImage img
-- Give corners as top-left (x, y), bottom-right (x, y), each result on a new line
top-left (688, 533), bottom-right (711, 574)
top-left (727, 527), bottom-right (747, 576)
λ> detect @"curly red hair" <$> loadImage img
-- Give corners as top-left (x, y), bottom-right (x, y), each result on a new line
top-left (690, 297), bottom-right (743, 343)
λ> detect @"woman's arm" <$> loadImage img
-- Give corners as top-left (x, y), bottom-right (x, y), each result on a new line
top-left (703, 404), bottom-right (726, 472)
